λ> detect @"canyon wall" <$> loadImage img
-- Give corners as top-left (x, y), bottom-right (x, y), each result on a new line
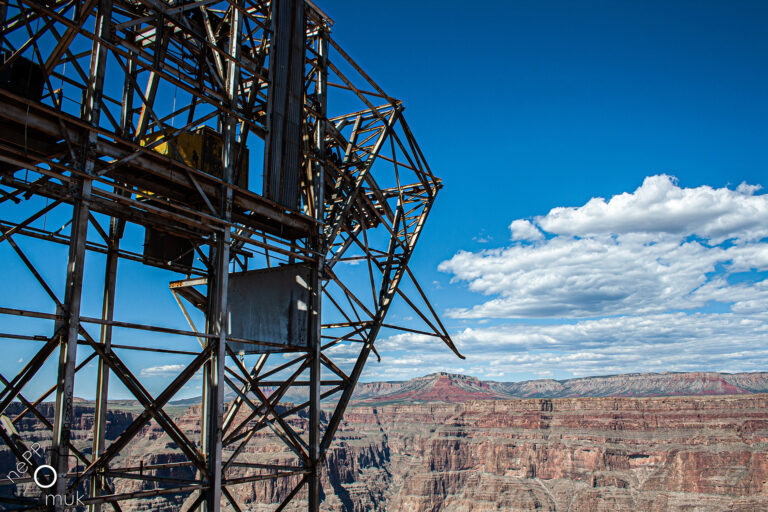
top-left (311, 394), bottom-right (768, 512)
top-left (2, 377), bottom-right (768, 511)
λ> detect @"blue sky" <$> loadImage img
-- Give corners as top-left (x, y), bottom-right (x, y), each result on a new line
top-left (1, 1), bottom-right (767, 397)
top-left (321, 0), bottom-right (768, 298)
top-left (318, 0), bottom-right (768, 382)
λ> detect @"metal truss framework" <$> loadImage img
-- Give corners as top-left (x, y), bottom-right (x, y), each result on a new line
top-left (0, 0), bottom-right (461, 510)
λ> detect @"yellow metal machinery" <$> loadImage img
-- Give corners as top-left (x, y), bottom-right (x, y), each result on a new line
top-left (141, 127), bottom-right (249, 190)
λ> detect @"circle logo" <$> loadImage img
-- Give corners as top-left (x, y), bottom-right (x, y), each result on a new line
top-left (33, 465), bottom-right (57, 489)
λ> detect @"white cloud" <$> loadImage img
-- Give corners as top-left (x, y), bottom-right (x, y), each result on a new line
top-left (509, 219), bottom-right (544, 241)
top-left (140, 364), bottom-right (187, 377)
top-left (473, 228), bottom-right (494, 244)
top-left (372, 311), bottom-right (768, 380)
top-left (371, 175), bottom-right (768, 380)
top-left (439, 175), bottom-right (768, 319)
top-left (353, 175), bottom-right (768, 381)
top-left (737, 182), bottom-right (762, 195)
top-left (536, 175), bottom-right (768, 243)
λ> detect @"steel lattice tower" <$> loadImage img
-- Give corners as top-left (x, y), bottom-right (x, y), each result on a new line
top-left (0, 0), bottom-right (462, 509)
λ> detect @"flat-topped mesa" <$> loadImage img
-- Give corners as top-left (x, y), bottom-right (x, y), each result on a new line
top-left (353, 371), bottom-right (768, 404)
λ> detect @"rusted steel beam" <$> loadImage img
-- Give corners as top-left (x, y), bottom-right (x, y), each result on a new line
top-left (0, 92), bottom-right (314, 235)
top-left (50, 15), bottom-right (109, 488)
top-left (50, 178), bottom-right (92, 511)
top-left (0, 2), bottom-right (457, 511)
top-left (78, 484), bottom-right (207, 506)
top-left (68, 343), bottom-right (214, 493)
top-left (90, 216), bottom-right (123, 512)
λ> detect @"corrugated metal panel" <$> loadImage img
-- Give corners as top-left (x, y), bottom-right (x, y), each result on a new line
top-left (262, 0), bottom-right (304, 210)
top-left (227, 264), bottom-right (311, 354)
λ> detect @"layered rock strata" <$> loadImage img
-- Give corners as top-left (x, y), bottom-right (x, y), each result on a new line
top-left (1, 391), bottom-right (767, 511)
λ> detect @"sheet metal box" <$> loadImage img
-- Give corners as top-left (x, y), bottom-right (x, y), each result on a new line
top-left (143, 227), bottom-right (195, 270)
top-left (141, 126), bottom-right (249, 189)
top-left (227, 264), bottom-right (311, 354)
top-left (0, 53), bottom-right (44, 102)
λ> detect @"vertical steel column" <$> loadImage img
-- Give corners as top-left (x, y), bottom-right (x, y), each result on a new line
top-left (263, 0), bottom-right (305, 209)
top-left (51, 0), bottom-right (109, 506)
top-left (202, 203), bottom-right (230, 512)
top-left (119, 28), bottom-right (136, 139)
top-left (91, 36), bottom-right (130, 507)
top-left (307, 26), bottom-right (328, 512)
top-left (134, 14), bottom-right (166, 139)
top-left (89, 217), bottom-right (122, 512)
top-left (201, 2), bottom-right (242, 510)
top-left (50, 179), bottom-right (91, 507)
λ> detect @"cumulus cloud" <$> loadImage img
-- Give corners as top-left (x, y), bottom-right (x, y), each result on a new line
top-left (509, 220), bottom-right (543, 241)
top-left (140, 364), bottom-right (187, 377)
top-left (536, 175), bottom-right (768, 242)
top-left (353, 175), bottom-right (768, 381)
top-left (369, 311), bottom-right (768, 380)
top-left (439, 175), bottom-right (768, 319)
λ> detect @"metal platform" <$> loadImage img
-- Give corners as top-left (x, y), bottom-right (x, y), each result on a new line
top-left (0, 0), bottom-right (462, 510)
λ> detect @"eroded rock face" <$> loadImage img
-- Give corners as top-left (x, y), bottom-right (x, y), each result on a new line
top-left (314, 395), bottom-right (768, 512)
top-left (2, 390), bottom-right (767, 511)
top-left (358, 371), bottom-right (768, 402)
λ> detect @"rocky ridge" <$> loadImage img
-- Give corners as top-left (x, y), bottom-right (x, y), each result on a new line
top-left (355, 371), bottom-right (768, 403)
top-left (156, 371), bottom-right (768, 407)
